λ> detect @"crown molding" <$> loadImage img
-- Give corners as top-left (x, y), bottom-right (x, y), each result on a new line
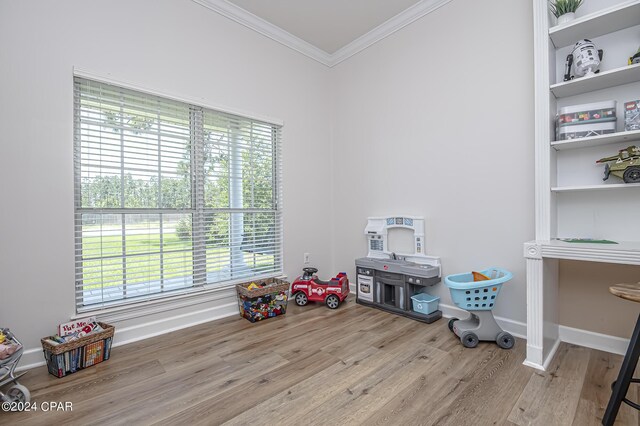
top-left (191, 0), bottom-right (332, 66)
top-left (192, 0), bottom-right (454, 68)
top-left (330, 0), bottom-right (453, 66)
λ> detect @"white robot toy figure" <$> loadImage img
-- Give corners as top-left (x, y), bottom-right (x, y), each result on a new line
top-left (563, 39), bottom-right (603, 81)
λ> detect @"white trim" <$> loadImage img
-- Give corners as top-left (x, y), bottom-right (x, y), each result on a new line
top-left (16, 301), bottom-right (239, 372)
top-left (523, 359), bottom-right (544, 370)
top-left (109, 302), bottom-right (238, 346)
top-left (330, 0), bottom-right (454, 66)
top-left (539, 240), bottom-right (640, 266)
top-left (522, 326), bottom-right (629, 372)
top-left (559, 325), bottom-right (630, 356)
top-left (72, 273), bottom-right (281, 321)
top-left (523, 338), bottom-right (561, 371)
top-left (79, 286), bottom-right (237, 324)
top-left (73, 67), bottom-right (285, 127)
top-left (190, 0), bottom-right (453, 68)
top-left (191, 0), bottom-right (332, 66)
top-left (544, 338), bottom-right (562, 370)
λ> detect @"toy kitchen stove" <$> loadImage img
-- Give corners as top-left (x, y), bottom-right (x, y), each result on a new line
top-left (355, 216), bottom-right (442, 323)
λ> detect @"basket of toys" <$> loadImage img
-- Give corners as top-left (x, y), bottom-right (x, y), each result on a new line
top-left (41, 322), bottom-right (115, 378)
top-left (236, 277), bottom-right (290, 322)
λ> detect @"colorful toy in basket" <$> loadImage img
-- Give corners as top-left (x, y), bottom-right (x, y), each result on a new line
top-left (236, 278), bottom-right (290, 323)
top-left (444, 267), bottom-right (515, 349)
top-left (291, 267), bottom-right (349, 309)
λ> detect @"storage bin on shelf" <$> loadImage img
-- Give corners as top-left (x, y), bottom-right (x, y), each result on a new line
top-left (236, 278), bottom-right (290, 323)
top-left (556, 100), bottom-right (616, 140)
top-left (410, 293), bottom-right (439, 315)
top-left (41, 322), bottom-right (115, 378)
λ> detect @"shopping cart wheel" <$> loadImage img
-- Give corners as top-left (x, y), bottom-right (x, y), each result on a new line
top-left (7, 384), bottom-right (30, 403)
top-left (448, 318), bottom-right (459, 333)
top-left (461, 331), bottom-right (479, 348)
top-left (496, 331), bottom-right (515, 349)
top-left (326, 294), bottom-right (340, 309)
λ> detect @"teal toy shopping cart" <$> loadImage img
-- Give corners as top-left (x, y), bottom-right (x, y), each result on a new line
top-left (444, 267), bottom-right (515, 349)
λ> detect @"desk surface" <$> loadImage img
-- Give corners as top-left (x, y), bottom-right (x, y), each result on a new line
top-left (532, 240), bottom-right (640, 266)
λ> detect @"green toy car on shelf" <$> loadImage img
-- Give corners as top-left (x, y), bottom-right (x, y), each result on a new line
top-left (596, 145), bottom-right (640, 183)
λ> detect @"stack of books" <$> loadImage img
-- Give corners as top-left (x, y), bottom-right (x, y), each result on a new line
top-left (41, 317), bottom-right (115, 378)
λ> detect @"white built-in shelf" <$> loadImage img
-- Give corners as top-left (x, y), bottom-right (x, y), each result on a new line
top-left (551, 63), bottom-right (640, 98)
top-left (551, 130), bottom-right (640, 150)
top-left (537, 239), bottom-right (640, 265)
top-left (549, 0), bottom-right (640, 48)
top-left (552, 182), bottom-right (640, 192)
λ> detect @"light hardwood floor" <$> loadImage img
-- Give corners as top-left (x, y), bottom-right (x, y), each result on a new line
top-left (2, 298), bottom-right (637, 425)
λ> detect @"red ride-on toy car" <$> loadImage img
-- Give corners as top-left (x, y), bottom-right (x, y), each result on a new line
top-left (291, 267), bottom-right (349, 309)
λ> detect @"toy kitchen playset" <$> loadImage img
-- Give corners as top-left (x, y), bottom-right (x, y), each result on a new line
top-left (355, 216), bottom-right (442, 323)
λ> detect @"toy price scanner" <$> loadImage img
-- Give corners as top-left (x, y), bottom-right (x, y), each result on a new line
top-left (355, 216), bottom-right (442, 323)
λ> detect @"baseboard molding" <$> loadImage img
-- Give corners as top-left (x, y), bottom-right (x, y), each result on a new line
top-left (438, 303), bottom-right (528, 339)
top-left (523, 339), bottom-right (560, 371)
top-left (16, 302), bottom-right (239, 372)
top-left (559, 325), bottom-right (630, 356)
top-left (544, 338), bottom-right (562, 370)
top-left (16, 299), bottom-right (632, 372)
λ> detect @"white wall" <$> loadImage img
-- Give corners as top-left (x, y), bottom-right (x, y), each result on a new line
top-left (6, 0), bottom-right (619, 369)
top-left (329, 0), bottom-right (535, 323)
top-left (0, 0), bottom-right (333, 364)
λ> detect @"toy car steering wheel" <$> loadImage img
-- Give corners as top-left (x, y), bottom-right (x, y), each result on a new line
top-left (303, 267), bottom-right (318, 275)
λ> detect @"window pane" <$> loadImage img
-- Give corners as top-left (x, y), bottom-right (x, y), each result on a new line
top-left (77, 81), bottom-right (192, 209)
top-left (203, 121), bottom-right (230, 209)
top-left (75, 77), bottom-right (282, 311)
top-left (77, 213), bottom-right (194, 307)
top-left (239, 211), bottom-right (280, 276)
top-left (241, 136), bottom-right (274, 209)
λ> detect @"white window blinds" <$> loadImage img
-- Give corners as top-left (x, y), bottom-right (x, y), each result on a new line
top-left (74, 77), bottom-right (282, 312)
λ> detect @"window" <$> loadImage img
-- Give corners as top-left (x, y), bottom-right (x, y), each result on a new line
top-left (74, 77), bottom-right (282, 312)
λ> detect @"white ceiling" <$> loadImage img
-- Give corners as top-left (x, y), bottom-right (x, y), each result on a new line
top-left (194, 0), bottom-right (452, 66)
top-left (226, 0), bottom-right (423, 54)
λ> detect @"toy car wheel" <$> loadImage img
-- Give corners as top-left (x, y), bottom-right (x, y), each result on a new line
top-left (496, 331), bottom-right (515, 349)
top-left (294, 292), bottom-right (308, 306)
top-left (460, 331), bottom-right (479, 348)
top-left (448, 318), bottom-right (459, 333)
top-left (325, 294), bottom-right (340, 309)
top-left (7, 384), bottom-right (30, 403)
top-left (623, 166), bottom-right (640, 183)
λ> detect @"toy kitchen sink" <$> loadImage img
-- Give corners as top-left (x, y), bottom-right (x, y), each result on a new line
top-left (355, 216), bottom-right (442, 323)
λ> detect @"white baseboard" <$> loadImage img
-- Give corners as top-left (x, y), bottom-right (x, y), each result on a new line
top-left (544, 338), bottom-right (562, 370)
top-left (16, 298), bottom-right (632, 373)
top-left (16, 302), bottom-right (239, 372)
top-left (438, 303), bottom-right (528, 339)
top-left (559, 325), bottom-right (630, 356)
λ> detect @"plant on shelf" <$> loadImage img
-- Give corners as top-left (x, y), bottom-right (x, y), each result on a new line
top-left (549, 0), bottom-right (583, 25)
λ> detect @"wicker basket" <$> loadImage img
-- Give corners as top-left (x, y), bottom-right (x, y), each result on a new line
top-left (236, 277), bottom-right (290, 297)
top-left (236, 278), bottom-right (290, 322)
top-left (41, 322), bottom-right (115, 378)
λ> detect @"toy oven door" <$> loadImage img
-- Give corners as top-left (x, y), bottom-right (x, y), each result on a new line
top-left (357, 275), bottom-right (373, 303)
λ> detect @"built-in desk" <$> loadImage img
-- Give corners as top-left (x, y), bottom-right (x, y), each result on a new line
top-left (524, 240), bottom-right (640, 370)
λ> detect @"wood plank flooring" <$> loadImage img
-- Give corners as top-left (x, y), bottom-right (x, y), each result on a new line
top-left (1, 298), bottom-right (637, 425)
